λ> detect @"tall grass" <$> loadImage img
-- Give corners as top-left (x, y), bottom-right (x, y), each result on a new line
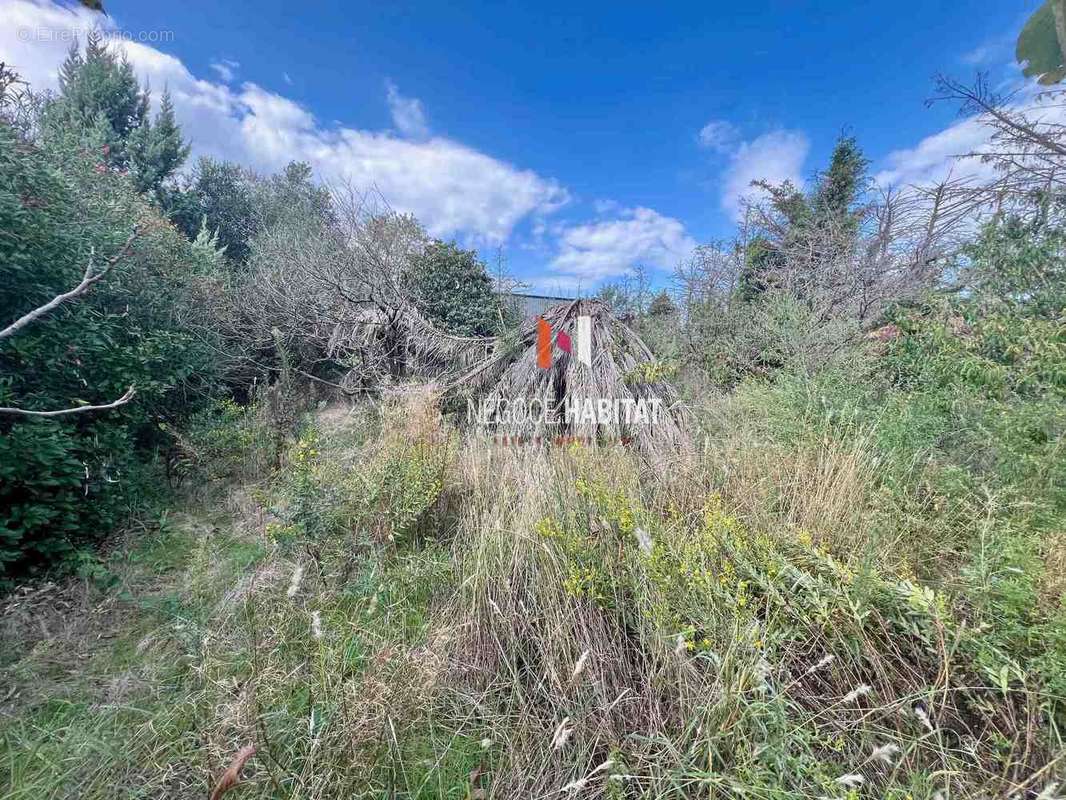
top-left (1, 388), bottom-right (1063, 798)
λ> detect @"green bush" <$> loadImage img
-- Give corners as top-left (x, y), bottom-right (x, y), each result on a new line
top-left (0, 118), bottom-right (223, 584)
top-left (884, 214), bottom-right (1066, 513)
top-left (693, 213), bottom-right (1066, 733)
top-left (271, 402), bottom-right (451, 551)
top-left (172, 397), bottom-right (280, 484)
top-left (410, 240), bottom-right (508, 336)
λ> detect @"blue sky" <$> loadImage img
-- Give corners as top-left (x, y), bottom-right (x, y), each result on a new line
top-left (0, 0), bottom-right (1039, 292)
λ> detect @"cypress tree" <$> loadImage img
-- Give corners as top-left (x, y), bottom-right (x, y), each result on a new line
top-left (130, 88), bottom-right (190, 197)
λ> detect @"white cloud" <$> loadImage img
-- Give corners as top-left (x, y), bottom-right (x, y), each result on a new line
top-left (696, 119), bottom-right (809, 221)
top-left (0, 0), bottom-right (567, 244)
top-left (873, 86), bottom-right (1066, 189)
top-left (960, 32), bottom-right (1014, 66)
top-left (209, 58), bottom-right (239, 83)
top-left (961, 43), bottom-right (995, 66)
top-left (592, 198), bottom-right (621, 215)
top-left (549, 207), bottom-right (696, 284)
top-left (720, 129), bottom-right (810, 221)
top-left (698, 119), bottom-right (739, 153)
top-left (385, 79), bottom-right (429, 140)
top-left (0, 0), bottom-right (100, 90)
top-left (873, 115), bottom-right (992, 188)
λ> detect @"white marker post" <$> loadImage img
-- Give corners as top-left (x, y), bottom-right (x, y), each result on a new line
top-left (576, 315), bottom-right (592, 367)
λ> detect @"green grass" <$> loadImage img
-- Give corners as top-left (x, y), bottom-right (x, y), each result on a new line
top-left (0, 506), bottom-right (272, 798)
top-left (2, 389), bottom-right (1064, 798)
top-left (1, 407), bottom-right (463, 799)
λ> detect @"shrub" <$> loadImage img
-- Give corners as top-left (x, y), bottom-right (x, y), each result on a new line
top-left (410, 240), bottom-right (507, 336)
top-left (169, 396), bottom-right (280, 486)
top-left (0, 116), bottom-right (223, 583)
top-left (269, 393), bottom-right (453, 556)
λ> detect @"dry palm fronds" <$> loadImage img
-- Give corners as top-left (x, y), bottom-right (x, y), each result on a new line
top-left (443, 299), bottom-right (689, 454)
top-left (337, 297), bottom-right (689, 454)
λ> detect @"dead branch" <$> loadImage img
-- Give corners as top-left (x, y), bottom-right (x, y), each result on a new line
top-left (208, 744), bottom-right (257, 800)
top-left (929, 75), bottom-right (1066, 214)
top-left (0, 228), bottom-right (139, 342)
top-left (0, 385), bottom-right (136, 418)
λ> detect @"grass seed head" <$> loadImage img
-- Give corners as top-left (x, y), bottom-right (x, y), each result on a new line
top-left (842, 684), bottom-right (872, 703)
top-left (286, 564), bottom-right (305, 598)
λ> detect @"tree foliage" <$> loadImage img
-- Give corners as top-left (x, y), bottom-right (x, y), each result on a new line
top-left (647, 290), bottom-right (677, 317)
top-left (167, 157), bottom-right (257, 265)
top-left (1017, 0), bottom-right (1066, 84)
top-left (128, 89), bottom-right (189, 199)
top-left (0, 78), bottom-right (220, 583)
top-left (49, 33), bottom-right (147, 166)
top-left (45, 33), bottom-right (189, 197)
top-left (410, 240), bottom-right (503, 336)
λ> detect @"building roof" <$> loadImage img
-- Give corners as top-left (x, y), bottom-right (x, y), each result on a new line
top-left (505, 292), bottom-right (576, 318)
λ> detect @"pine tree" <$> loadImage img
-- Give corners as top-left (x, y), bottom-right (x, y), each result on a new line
top-left (49, 35), bottom-right (190, 198)
top-left (51, 32), bottom-right (148, 168)
top-left (129, 88), bottom-right (190, 197)
top-left (812, 134), bottom-right (868, 236)
top-left (742, 135), bottom-right (870, 304)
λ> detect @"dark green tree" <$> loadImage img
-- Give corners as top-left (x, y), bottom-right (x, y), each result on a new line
top-left (410, 241), bottom-right (502, 336)
top-left (812, 134), bottom-right (868, 238)
top-left (48, 32), bottom-right (148, 167)
top-left (648, 290), bottom-right (677, 316)
top-left (753, 135), bottom-right (867, 243)
top-left (0, 118), bottom-right (224, 583)
top-left (129, 89), bottom-right (190, 198)
top-left (168, 159), bottom-right (332, 267)
top-left (738, 236), bottom-right (780, 303)
top-left (46, 33), bottom-right (188, 196)
top-left (168, 157), bottom-right (258, 265)
top-left (744, 134), bottom-right (869, 303)
top-left (255, 161), bottom-right (333, 231)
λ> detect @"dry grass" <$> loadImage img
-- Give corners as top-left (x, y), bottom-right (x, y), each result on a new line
top-left (1043, 532), bottom-right (1066, 607)
top-left (2, 393), bottom-right (1062, 799)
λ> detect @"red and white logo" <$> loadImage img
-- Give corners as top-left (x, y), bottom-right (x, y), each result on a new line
top-left (536, 315), bottom-right (592, 369)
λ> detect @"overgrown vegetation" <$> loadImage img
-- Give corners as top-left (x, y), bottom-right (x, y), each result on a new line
top-left (3, 382), bottom-right (1063, 797)
top-left (2, 23), bottom-right (1066, 800)
top-left (0, 52), bottom-right (222, 580)
top-left (0, 36), bottom-right (508, 584)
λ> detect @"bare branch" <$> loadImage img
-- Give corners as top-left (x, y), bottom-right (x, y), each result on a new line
top-left (928, 75), bottom-right (1066, 217)
top-left (0, 386), bottom-right (136, 418)
top-left (933, 74), bottom-right (1066, 158)
top-left (0, 228), bottom-right (139, 342)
